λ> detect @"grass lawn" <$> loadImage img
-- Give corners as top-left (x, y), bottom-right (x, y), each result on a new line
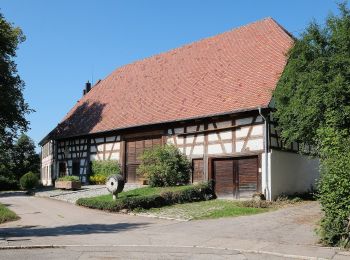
top-left (0, 203), bottom-right (19, 224)
top-left (136, 199), bottom-right (271, 220)
top-left (86, 185), bottom-right (192, 203)
top-left (78, 185), bottom-right (278, 219)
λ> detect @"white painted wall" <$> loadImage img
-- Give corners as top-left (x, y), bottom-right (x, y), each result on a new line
top-left (41, 147), bottom-right (53, 186)
top-left (262, 149), bottom-right (319, 200)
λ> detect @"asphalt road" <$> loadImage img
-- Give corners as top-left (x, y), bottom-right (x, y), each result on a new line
top-left (0, 192), bottom-right (346, 259)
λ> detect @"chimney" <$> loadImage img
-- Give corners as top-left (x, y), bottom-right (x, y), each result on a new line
top-left (86, 81), bottom-right (91, 93)
top-left (83, 81), bottom-right (91, 96)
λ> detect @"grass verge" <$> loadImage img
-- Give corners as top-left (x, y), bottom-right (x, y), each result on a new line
top-left (136, 199), bottom-right (271, 220)
top-left (0, 203), bottom-right (19, 224)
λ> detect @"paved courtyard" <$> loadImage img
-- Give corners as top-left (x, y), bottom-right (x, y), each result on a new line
top-left (0, 193), bottom-right (348, 259)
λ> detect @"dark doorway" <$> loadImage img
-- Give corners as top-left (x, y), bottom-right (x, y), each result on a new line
top-left (58, 162), bottom-right (66, 177)
top-left (72, 161), bottom-right (80, 176)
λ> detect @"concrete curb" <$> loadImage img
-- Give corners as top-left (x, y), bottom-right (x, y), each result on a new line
top-left (0, 245), bottom-right (58, 250)
top-left (0, 244), bottom-right (334, 259)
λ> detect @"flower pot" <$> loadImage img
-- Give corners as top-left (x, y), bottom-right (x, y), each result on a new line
top-left (55, 180), bottom-right (81, 190)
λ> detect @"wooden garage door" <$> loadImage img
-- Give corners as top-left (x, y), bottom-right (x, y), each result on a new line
top-left (213, 156), bottom-right (259, 198)
top-left (237, 157), bottom-right (259, 198)
top-left (126, 137), bottom-right (162, 183)
top-left (192, 159), bottom-right (204, 183)
top-left (214, 159), bottom-right (236, 197)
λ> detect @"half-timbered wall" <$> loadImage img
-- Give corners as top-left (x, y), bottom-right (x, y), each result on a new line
top-left (44, 114), bottom-right (266, 185)
top-left (166, 124), bottom-right (205, 156)
top-left (57, 138), bottom-right (89, 182)
top-left (166, 115), bottom-right (264, 158)
top-left (90, 136), bottom-right (121, 161)
top-left (54, 135), bottom-right (121, 183)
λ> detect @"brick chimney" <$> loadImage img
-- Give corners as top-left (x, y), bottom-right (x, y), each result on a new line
top-left (83, 81), bottom-right (92, 96)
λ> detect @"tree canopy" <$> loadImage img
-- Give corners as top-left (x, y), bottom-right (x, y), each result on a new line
top-left (273, 2), bottom-right (350, 153)
top-left (11, 134), bottom-right (40, 181)
top-left (0, 12), bottom-right (31, 144)
top-left (0, 14), bottom-right (38, 187)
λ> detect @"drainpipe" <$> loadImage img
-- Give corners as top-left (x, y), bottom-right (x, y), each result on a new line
top-left (258, 107), bottom-right (270, 200)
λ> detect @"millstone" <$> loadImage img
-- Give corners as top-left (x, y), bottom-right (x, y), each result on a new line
top-left (106, 175), bottom-right (125, 199)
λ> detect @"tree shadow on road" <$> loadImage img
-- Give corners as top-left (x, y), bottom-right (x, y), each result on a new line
top-left (0, 222), bottom-right (149, 238)
top-left (0, 191), bottom-right (27, 198)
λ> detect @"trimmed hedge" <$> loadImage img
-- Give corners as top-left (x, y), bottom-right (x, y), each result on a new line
top-left (77, 182), bottom-right (215, 211)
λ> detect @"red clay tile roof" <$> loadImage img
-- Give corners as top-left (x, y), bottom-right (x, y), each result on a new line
top-left (53, 18), bottom-right (293, 139)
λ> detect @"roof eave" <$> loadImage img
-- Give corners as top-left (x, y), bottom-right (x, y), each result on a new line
top-left (48, 105), bottom-right (271, 142)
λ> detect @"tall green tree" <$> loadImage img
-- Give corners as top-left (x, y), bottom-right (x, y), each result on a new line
top-left (11, 134), bottom-right (40, 180)
top-left (274, 3), bottom-right (350, 150)
top-left (273, 3), bottom-right (350, 246)
top-left (0, 12), bottom-right (32, 181)
top-left (0, 12), bottom-right (31, 145)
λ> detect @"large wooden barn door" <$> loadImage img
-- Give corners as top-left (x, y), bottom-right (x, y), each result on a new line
top-left (213, 156), bottom-right (259, 198)
top-left (237, 157), bottom-right (259, 198)
top-left (125, 137), bottom-right (162, 183)
top-left (213, 159), bottom-right (237, 198)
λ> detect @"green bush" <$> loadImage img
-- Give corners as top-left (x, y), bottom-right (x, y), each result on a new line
top-left (89, 174), bottom-right (107, 184)
top-left (19, 171), bottom-right (39, 190)
top-left (90, 160), bottom-right (121, 184)
top-left (0, 176), bottom-right (18, 191)
top-left (317, 128), bottom-right (350, 247)
top-left (57, 176), bottom-right (80, 182)
top-left (137, 144), bottom-right (191, 187)
top-left (77, 182), bottom-right (215, 211)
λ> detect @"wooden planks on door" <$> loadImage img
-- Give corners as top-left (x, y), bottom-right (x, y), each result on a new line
top-left (192, 159), bottom-right (204, 183)
top-left (213, 156), bottom-right (259, 199)
top-left (125, 137), bottom-right (162, 183)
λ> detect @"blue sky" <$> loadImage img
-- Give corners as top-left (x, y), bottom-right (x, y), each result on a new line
top-left (1, 0), bottom-right (345, 149)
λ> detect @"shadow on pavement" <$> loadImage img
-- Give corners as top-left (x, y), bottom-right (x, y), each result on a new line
top-left (0, 191), bottom-right (27, 198)
top-left (0, 222), bottom-right (149, 238)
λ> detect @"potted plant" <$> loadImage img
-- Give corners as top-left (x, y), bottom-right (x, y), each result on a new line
top-left (55, 176), bottom-right (81, 190)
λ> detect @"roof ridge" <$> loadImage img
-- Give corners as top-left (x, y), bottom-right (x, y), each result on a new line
top-left (267, 17), bottom-right (295, 40)
top-left (109, 17), bottom-right (283, 72)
